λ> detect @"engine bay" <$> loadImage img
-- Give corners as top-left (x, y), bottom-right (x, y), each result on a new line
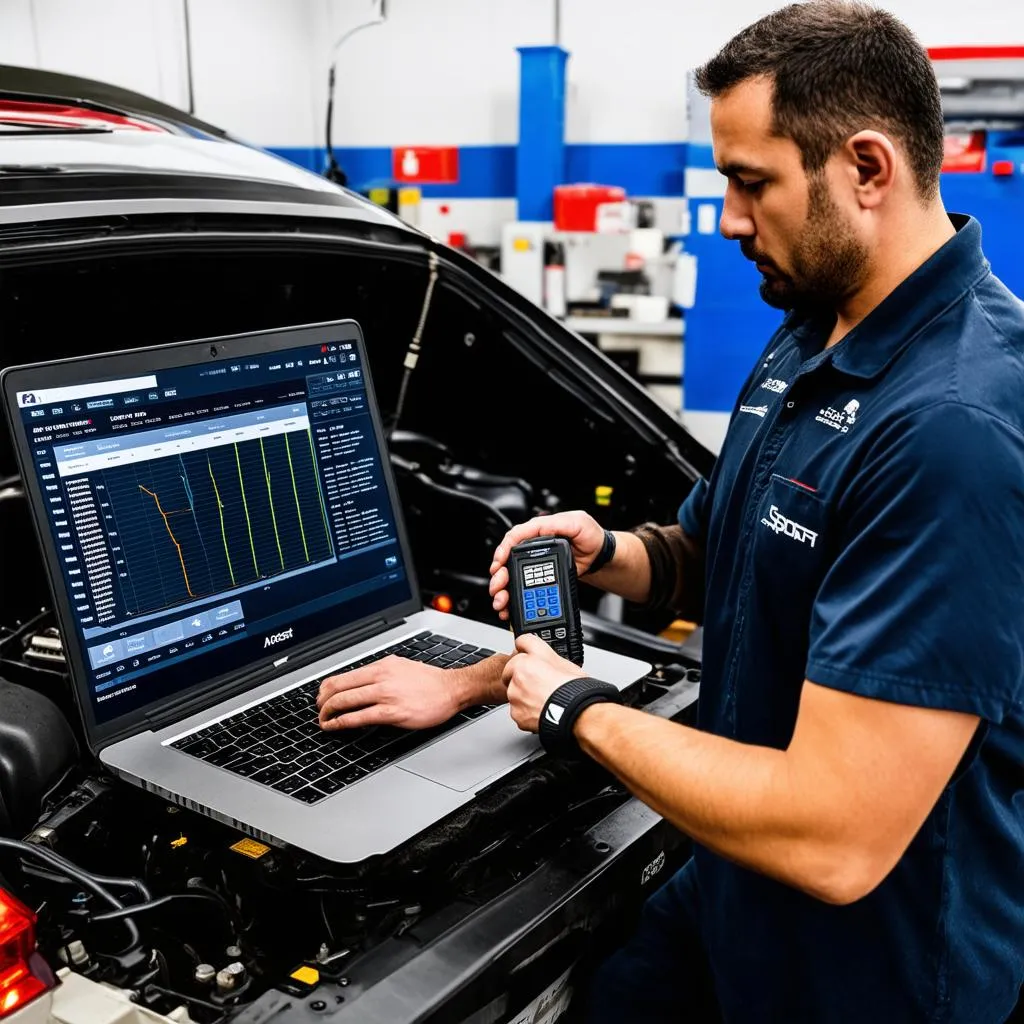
top-left (0, 223), bottom-right (705, 1022)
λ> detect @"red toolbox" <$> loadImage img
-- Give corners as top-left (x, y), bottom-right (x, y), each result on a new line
top-left (553, 183), bottom-right (627, 231)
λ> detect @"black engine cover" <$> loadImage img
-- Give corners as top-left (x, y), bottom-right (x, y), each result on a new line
top-left (0, 679), bottom-right (78, 836)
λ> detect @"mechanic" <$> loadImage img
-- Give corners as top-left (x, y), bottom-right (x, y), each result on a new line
top-left (317, 2), bottom-right (1024, 1020)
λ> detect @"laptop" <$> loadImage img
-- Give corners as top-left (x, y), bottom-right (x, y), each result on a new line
top-left (2, 320), bottom-right (650, 863)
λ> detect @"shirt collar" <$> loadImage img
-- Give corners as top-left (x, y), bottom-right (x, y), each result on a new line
top-left (787, 214), bottom-right (990, 379)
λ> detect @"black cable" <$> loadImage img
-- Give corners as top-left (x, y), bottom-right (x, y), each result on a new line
top-left (323, 64), bottom-right (346, 185)
top-left (144, 983), bottom-right (224, 1014)
top-left (319, 894), bottom-right (336, 946)
top-left (389, 252), bottom-right (440, 438)
top-left (20, 859), bottom-right (152, 903)
top-left (0, 837), bottom-right (140, 950)
top-left (323, 5), bottom-right (387, 186)
top-left (184, 879), bottom-right (242, 941)
top-left (90, 892), bottom-right (232, 927)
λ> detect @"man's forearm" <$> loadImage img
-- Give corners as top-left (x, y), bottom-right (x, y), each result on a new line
top-left (573, 703), bottom-right (851, 903)
top-left (586, 525), bottom-right (705, 621)
top-left (451, 653), bottom-right (511, 709)
top-left (582, 531), bottom-right (654, 603)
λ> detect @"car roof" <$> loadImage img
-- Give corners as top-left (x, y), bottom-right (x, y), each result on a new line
top-left (0, 129), bottom-right (344, 194)
top-left (0, 64), bottom-right (404, 229)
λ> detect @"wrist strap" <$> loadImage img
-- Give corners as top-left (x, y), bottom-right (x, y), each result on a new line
top-left (538, 677), bottom-right (622, 758)
top-left (583, 529), bottom-right (617, 576)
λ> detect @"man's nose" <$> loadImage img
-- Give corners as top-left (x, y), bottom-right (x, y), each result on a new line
top-left (720, 185), bottom-right (755, 241)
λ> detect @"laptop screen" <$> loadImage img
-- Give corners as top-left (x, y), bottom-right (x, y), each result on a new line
top-left (12, 331), bottom-right (413, 726)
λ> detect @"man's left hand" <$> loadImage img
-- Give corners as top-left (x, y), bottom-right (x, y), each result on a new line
top-left (501, 634), bottom-right (586, 732)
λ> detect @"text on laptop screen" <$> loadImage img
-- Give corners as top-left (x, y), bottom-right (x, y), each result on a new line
top-left (15, 339), bottom-right (412, 725)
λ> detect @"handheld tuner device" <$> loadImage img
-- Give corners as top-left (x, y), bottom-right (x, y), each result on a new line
top-left (506, 536), bottom-right (585, 665)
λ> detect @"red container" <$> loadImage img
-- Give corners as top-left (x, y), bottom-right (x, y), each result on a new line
top-left (553, 183), bottom-right (627, 231)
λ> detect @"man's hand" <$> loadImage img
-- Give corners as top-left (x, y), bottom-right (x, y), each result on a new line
top-left (489, 511), bottom-right (605, 621)
top-left (318, 656), bottom-right (462, 731)
top-left (501, 634), bottom-right (586, 732)
top-left (318, 653), bottom-right (512, 732)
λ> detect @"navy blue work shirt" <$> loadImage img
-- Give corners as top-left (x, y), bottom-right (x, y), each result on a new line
top-left (678, 215), bottom-right (1024, 1022)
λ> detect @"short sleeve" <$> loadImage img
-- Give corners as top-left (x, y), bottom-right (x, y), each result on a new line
top-left (678, 476), bottom-right (711, 544)
top-left (807, 401), bottom-right (1024, 723)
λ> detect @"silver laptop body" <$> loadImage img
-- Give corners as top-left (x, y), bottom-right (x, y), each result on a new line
top-left (2, 320), bottom-right (649, 863)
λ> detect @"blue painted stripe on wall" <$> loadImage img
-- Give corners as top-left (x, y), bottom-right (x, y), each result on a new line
top-left (683, 142), bottom-right (717, 170)
top-left (566, 143), bottom-right (687, 198)
top-left (264, 145), bottom-right (324, 173)
top-left (267, 142), bottom-right (690, 199)
top-left (268, 144), bottom-right (517, 199)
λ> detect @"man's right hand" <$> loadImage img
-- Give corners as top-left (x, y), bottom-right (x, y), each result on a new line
top-left (489, 511), bottom-right (605, 621)
top-left (317, 655), bottom-right (509, 732)
top-left (318, 656), bottom-right (462, 731)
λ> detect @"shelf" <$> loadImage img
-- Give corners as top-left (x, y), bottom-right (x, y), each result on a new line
top-left (561, 317), bottom-right (684, 338)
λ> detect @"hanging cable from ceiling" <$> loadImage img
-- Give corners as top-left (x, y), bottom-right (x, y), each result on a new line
top-left (324, 1), bottom-right (389, 187)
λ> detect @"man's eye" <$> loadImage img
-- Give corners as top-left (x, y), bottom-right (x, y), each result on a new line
top-left (741, 179), bottom-right (766, 194)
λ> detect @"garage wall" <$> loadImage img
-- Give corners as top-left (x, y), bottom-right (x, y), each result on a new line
top-left (187, 0), bottom-right (320, 151)
top-left (1, 0), bottom-right (1022, 242)
top-left (3, 0), bottom-right (1023, 151)
top-left (309, 0), bottom-right (553, 148)
top-left (0, 0), bottom-right (316, 147)
top-left (563, 0), bottom-right (1022, 144)
top-left (0, 0), bottom-right (190, 107)
top-left (301, 0), bottom-right (552, 244)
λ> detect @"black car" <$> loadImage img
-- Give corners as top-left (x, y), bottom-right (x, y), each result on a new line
top-left (0, 66), bottom-right (710, 1024)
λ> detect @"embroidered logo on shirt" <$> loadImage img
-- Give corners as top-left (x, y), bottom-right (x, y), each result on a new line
top-left (761, 505), bottom-right (819, 547)
top-left (815, 398), bottom-right (860, 433)
top-left (761, 378), bottom-right (788, 393)
top-left (740, 404), bottom-right (769, 417)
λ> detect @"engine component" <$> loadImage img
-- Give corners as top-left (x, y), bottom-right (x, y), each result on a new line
top-left (57, 940), bottom-right (89, 968)
top-left (215, 962), bottom-right (245, 993)
top-left (0, 678), bottom-right (79, 836)
top-left (22, 628), bottom-right (64, 667)
top-left (194, 964), bottom-right (216, 987)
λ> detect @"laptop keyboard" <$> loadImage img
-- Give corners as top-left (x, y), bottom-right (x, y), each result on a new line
top-left (169, 631), bottom-right (496, 804)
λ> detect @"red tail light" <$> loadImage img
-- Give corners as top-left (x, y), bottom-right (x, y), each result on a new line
top-left (0, 100), bottom-right (165, 133)
top-left (0, 890), bottom-right (51, 1017)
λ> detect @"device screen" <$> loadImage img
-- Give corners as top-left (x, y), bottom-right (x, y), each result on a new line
top-left (13, 338), bottom-right (412, 725)
top-left (520, 559), bottom-right (563, 623)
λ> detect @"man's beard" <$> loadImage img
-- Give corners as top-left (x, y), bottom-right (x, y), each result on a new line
top-left (742, 175), bottom-right (868, 313)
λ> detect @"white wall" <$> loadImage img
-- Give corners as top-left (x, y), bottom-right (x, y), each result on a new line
top-left (3, 0), bottom-right (1023, 151)
top-left (311, 0), bottom-right (554, 148)
top-left (0, 0), bottom-right (40, 68)
top-left (0, 0), bottom-right (189, 108)
top-left (563, 0), bottom-right (1024, 145)
top-left (187, 0), bottom-right (320, 147)
top-left (561, 0), bottom-right (692, 144)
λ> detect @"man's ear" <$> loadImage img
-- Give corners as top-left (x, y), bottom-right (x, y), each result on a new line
top-left (843, 130), bottom-right (897, 208)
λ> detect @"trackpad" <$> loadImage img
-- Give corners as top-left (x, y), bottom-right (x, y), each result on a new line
top-left (398, 710), bottom-right (539, 792)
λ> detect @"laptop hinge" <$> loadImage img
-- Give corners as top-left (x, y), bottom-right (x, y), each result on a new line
top-left (144, 617), bottom-right (395, 732)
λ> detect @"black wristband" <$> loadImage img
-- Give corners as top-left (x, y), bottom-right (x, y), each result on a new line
top-left (583, 529), bottom-right (617, 576)
top-left (538, 677), bottom-right (622, 758)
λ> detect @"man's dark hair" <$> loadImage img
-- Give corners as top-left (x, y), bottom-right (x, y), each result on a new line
top-left (694, 1), bottom-right (944, 199)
